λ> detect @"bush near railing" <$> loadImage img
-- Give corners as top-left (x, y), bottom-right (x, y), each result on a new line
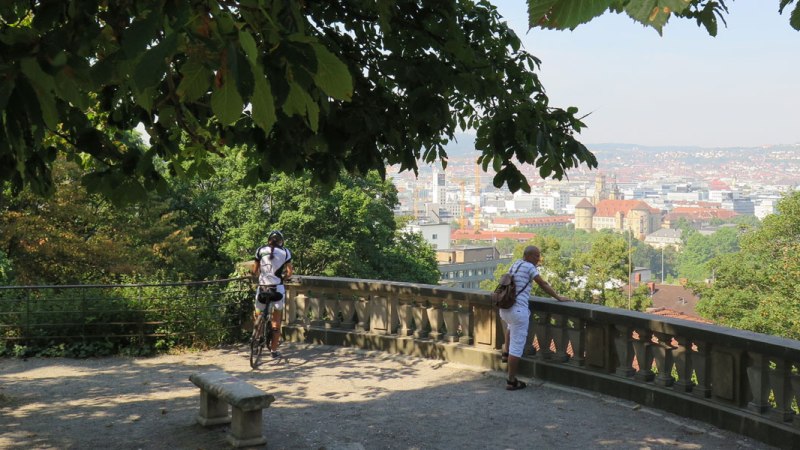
top-left (0, 278), bottom-right (253, 357)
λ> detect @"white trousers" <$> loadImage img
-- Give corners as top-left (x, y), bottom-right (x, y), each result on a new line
top-left (499, 304), bottom-right (530, 357)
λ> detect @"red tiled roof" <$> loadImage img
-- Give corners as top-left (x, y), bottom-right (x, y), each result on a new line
top-left (492, 216), bottom-right (572, 226)
top-left (575, 198), bottom-right (594, 209)
top-left (648, 284), bottom-right (706, 320)
top-left (666, 207), bottom-right (737, 221)
top-left (708, 179), bottom-right (731, 190)
top-left (594, 199), bottom-right (659, 217)
top-left (451, 230), bottom-right (536, 241)
top-left (647, 307), bottom-right (713, 324)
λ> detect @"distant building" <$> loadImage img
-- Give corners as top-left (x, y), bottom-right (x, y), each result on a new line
top-left (436, 246), bottom-right (508, 289)
top-left (488, 215), bottom-right (572, 232)
top-left (721, 198), bottom-right (755, 216)
top-left (575, 198), bottom-right (660, 239)
top-left (645, 282), bottom-right (705, 321)
top-left (451, 230), bottom-right (536, 243)
top-left (405, 222), bottom-right (450, 250)
top-left (573, 173), bottom-right (660, 239)
top-left (754, 198), bottom-right (778, 220)
top-left (663, 205), bottom-right (737, 228)
top-left (644, 228), bottom-right (683, 249)
top-left (431, 169), bottom-right (446, 205)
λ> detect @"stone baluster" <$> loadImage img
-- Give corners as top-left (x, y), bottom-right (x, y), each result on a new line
top-left (388, 296), bottom-right (400, 335)
top-left (427, 303), bottom-right (443, 341)
top-left (768, 358), bottom-right (794, 422)
top-left (651, 332), bottom-right (675, 387)
top-left (354, 294), bottom-right (370, 332)
top-left (322, 291), bottom-right (340, 329)
top-left (289, 290), bottom-right (308, 325)
top-left (550, 314), bottom-right (569, 363)
top-left (613, 325), bottom-right (635, 377)
top-left (411, 302), bottom-right (429, 339)
top-left (672, 335), bottom-right (693, 393)
top-left (566, 317), bottom-right (585, 367)
top-left (457, 302), bottom-right (471, 345)
top-left (442, 304), bottom-right (459, 343)
top-left (396, 299), bottom-right (413, 336)
top-left (632, 329), bottom-right (655, 382)
top-left (746, 352), bottom-right (771, 414)
top-left (533, 311), bottom-right (552, 360)
top-left (338, 293), bottom-right (356, 330)
top-left (789, 365), bottom-right (800, 428)
top-left (307, 290), bottom-right (324, 327)
top-left (691, 340), bottom-right (712, 398)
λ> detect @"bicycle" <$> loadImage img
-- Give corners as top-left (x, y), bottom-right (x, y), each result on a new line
top-left (250, 310), bottom-right (273, 369)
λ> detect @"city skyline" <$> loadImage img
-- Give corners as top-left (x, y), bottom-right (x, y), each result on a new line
top-left (493, 2), bottom-right (800, 148)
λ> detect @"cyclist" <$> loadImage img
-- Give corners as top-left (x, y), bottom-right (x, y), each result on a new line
top-left (252, 230), bottom-right (293, 358)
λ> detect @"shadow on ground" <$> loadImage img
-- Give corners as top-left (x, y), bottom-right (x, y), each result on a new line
top-left (0, 343), bottom-right (774, 450)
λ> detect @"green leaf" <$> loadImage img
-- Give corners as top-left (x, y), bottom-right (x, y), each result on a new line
top-left (211, 75), bottom-right (244, 125)
top-left (133, 33), bottom-right (179, 92)
top-left (20, 58), bottom-right (58, 130)
top-left (251, 70), bottom-right (276, 134)
top-left (54, 70), bottom-right (90, 109)
top-left (239, 29), bottom-right (259, 64)
top-left (310, 43), bottom-right (353, 101)
top-left (283, 81), bottom-right (319, 132)
top-left (177, 60), bottom-right (212, 102)
top-left (625, 0), bottom-right (691, 34)
top-left (133, 86), bottom-right (155, 111)
top-left (790, 2), bottom-right (800, 31)
top-left (122, 11), bottom-right (162, 58)
top-left (529, 0), bottom-right (613, 30)
top-left (231, 48), bottom-right (255, 100)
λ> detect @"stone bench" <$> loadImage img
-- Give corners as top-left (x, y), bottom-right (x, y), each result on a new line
top-left (189, 370), bottom-right (275, 447)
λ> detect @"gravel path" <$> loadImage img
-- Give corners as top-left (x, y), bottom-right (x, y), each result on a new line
top-left (0, 343), bottom-right (775, 450)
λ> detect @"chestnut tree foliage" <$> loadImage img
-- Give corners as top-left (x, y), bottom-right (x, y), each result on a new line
top-left (1, 0), bottom-right (598, 204)
top-left (530, 0), bottom-right (800, 36)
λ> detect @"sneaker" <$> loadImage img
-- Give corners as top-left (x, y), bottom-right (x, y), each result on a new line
top-left (271, 351), bottom-right (281, 359)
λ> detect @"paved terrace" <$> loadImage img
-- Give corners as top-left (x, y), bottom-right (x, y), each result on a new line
top-left (0, 343), bottom-right (774, 450)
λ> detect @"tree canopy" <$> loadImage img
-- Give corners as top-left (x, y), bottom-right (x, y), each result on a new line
top-left (1, 0), bottom-right (598, 204)
top-left (0, 150), bottom-right (440, 285)
top-left (696, 191), bottom-right (800, 339)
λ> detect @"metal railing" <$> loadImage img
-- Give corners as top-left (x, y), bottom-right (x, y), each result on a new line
top-left (0, 278), bottom-right (253, 353)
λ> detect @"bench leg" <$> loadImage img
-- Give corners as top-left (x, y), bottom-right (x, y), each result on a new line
top-left (226, 406), bottom-right (266, 448)
top-left (196, 390), bottom-right (231, 426)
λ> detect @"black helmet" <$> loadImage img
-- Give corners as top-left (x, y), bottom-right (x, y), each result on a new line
top-left (268, 230), bottom-right (284, 246)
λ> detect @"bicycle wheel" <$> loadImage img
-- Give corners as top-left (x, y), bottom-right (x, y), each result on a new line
top-left (250, 314), bottom-right (268, 369)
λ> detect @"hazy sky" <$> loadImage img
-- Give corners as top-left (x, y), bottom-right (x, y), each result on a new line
top-left (493, 2), bottom-right (799, 148)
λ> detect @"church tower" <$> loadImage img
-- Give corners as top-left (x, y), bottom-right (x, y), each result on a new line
top-left (593, 173), bottom-right (607, 206)
top-left (574, 198), bottom-right (595, 231)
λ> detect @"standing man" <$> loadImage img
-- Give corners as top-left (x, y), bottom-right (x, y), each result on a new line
top-left (253, 230), bottom-right (293, 358)
top-left (500, 245), bottom-right (571, 390)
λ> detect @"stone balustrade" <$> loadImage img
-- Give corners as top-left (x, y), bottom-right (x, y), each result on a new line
top-left (282, 276), bottom-right (800, 449)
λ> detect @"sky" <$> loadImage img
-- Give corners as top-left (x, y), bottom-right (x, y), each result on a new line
top-left (492, 1), bottom-right (799, 148)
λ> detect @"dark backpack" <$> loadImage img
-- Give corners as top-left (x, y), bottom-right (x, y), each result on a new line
top-left (491, 263), bottom-right (531, 309)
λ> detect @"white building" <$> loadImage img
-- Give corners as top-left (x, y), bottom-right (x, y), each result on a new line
top-left (431, 169), bottom-right (446, 205)
top-left (405, 222), bottom-right (451, 250)
top-left (754, 198), bottom-right (778, 220)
